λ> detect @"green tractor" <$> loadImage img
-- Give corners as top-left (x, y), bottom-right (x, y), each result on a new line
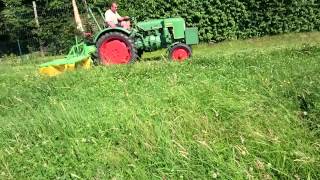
top-left (94, 17), bottom-right (199, 64)
top-left (39, 6), bottom-right (199, 76)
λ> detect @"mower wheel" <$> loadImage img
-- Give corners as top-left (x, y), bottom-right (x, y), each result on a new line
top-left (168, 43), bottom-right (192, 62)
top-left (91, 51), bottom-right (99, 66)
top-left (96, 32), bottom-right (138, 65)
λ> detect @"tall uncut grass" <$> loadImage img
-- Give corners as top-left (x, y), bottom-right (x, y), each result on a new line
top-left (0, 32), bottom-right (319, 179)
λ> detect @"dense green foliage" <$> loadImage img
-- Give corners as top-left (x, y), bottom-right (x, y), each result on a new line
top-left (0, 0), bottom-right (77, 55)
top-left (122, 0), bottom-right (320, 41)
top-left (0, 0), bottom-right (319, 55)
top-left (0, 32), bottom-right (320, 179)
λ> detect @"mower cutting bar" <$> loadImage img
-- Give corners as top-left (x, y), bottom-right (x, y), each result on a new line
top-left (39, 42), bottom-right (96, 76)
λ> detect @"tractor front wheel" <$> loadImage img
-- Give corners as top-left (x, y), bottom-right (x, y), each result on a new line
top-left (96, 32), bottom-right (138, 65)
top-left (168, 43), bottom-right (192, 62)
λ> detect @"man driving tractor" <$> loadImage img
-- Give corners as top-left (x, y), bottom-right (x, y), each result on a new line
top-left (105, 2), bottom-right (130, 29)
top-left (39, 1), bottom-right (198, 75)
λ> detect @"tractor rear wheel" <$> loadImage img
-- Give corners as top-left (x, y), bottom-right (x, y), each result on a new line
top-left (96, 32), bottom-right (138, 65)
top-left (168, 43), bottom-right (192, 62)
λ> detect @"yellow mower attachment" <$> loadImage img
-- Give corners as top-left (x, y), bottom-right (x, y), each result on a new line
top-left (39, 42), bottom-right (96, 76)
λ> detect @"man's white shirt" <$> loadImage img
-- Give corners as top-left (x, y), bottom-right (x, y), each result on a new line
top-left (105, 9), bottom-right (121, 24)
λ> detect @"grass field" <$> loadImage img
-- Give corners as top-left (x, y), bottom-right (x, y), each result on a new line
top-left (0, 32), bottom-right (320, 179)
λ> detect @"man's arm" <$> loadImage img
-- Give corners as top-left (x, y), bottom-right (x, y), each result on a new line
top-left (116, 12), bottom-right (129, 22)
top-left (117, 16), bottom-right (130, 22)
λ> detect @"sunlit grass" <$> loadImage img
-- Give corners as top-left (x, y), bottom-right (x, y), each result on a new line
top-left (0, 32), bottom-right (319, 179)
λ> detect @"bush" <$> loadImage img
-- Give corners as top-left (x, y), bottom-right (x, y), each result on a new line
top-left (112, 0), bottom-right (320, 42)
top-left (1, 0), bottom-right (319, 55)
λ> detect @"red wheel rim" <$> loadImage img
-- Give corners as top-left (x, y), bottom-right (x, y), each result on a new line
top-left (99, 38), bottom-right (131, 65)
top-left (171, 47), bottom-right (190, 61)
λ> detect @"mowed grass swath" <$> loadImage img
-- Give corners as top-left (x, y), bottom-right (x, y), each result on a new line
top-left (0, 32), bottom-right (320, 179)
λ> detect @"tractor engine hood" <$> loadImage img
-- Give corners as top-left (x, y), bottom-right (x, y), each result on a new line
top-left (136, 18), bottom-right (185, 32)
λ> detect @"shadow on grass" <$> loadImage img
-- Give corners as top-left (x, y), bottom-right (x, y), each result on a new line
top-left (140, 55), bottom-right (164, 62)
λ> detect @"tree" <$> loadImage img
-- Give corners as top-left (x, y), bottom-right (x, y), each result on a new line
top-left (72, 0), bottom-right (84, 32)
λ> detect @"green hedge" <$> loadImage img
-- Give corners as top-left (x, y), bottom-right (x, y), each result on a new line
top-left (108, 0), bottom-right (320, 42)
top-left (1, 0), bottom-right (319, 55)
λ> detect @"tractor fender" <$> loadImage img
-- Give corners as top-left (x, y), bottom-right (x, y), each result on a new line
top-left (168, 42), bottom-right (182, 49)
top-left (94, 27), bottom-right (131, 43)
top-left (166, 42), bottom-right (184, 53)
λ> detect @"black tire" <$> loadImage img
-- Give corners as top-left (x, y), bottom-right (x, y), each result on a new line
top-left (91, 51), bottom-right (99, 66)
top-left (168, 43), bottom-right (192, 61)
top-left (96, 32), bottom-right (138, 65)
top-left (137, 49), bottom-right (144, 60)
